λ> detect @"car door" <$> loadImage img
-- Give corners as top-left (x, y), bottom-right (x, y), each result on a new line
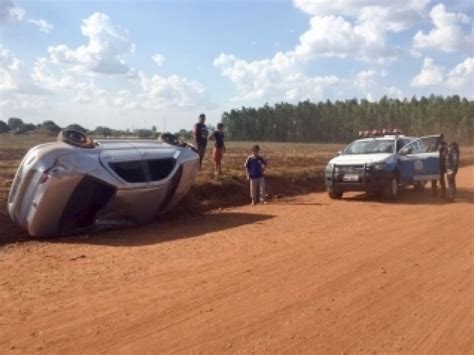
top-left (399, 135), bottom-right (440, 183)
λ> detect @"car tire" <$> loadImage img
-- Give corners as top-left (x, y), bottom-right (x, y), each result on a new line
top-left (383, 175), bottom-right (399, 200)
top-left (328, 188), bottom-right (343, 199)
top-left (58, 130), bottom-right (95, 149)
top-left (414, 181), bottom-right (425, 192)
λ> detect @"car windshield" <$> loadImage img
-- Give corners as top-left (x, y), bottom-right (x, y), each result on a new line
top-left (343, 140), bottom-right (394, 155)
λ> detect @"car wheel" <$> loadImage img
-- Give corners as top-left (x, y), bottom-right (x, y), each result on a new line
top-left (328, 188), bottom-right (343, 199)
top-left (383, 176), bottom-right (399, 200)
top-left (414, 181), bottom-right (425, 192)
top-left (58, 130), bottom-right (95, 149)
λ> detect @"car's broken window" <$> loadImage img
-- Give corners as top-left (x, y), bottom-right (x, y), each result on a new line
top-left (147, 158), bottom-right (176, 181)
top-left (109, 161), bottom-right (147, 183)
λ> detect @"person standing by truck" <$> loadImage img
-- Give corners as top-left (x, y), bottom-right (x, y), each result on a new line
top-left (209, 123), bottom-right (225, 175)
top-left (446, 142), bottom-right (460, 201)
top-left (432, 134), bottom-right (448, 198)
top-left (193, 113), bottom-right (208, 168)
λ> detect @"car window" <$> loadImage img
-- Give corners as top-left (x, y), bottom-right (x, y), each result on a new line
top-left (396, 139), bottom-right (404, 152)
top-left (420, 136), bottom-right (440, 152)
top-left (343, 140), bottom-right (394, 154)
top-left (109, 161), bottom-right (147, 183)
top-left (401, 139), bottom-right (428, 155)
top-left (397, 139), bottom-right (412, 152)
top-left (146, 158), bottom-right (176, 181)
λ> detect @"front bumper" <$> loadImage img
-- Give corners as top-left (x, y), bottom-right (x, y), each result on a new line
top-left (325, 164), bottom-right (395, 192)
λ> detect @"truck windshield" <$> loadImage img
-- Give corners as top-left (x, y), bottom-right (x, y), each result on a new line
top-left (343, 140), bottom-right (394, 154)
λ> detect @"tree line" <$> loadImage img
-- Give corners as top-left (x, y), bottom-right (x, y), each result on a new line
top-left (221, 95), bottom-right (474, 144)
top-left (0, 117), bottom-right (189, 139)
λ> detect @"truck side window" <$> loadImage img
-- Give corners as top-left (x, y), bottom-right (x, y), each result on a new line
top-left (396, 139), bottom-right (404, 152)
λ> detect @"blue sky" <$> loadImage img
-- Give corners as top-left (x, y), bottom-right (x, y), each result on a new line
top-left (1, 0), bottom-right (473, 132)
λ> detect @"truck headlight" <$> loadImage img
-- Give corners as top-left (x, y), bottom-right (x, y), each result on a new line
top-left (325, 163), bottom-right (334, 172)
top-left (371, 162), bottom-right (385, 171)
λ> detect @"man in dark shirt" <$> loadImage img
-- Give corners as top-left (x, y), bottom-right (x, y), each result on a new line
top-left (446, 142), bottom-right (460, 201)
top-left (193, 113), bottom-right (208, 168)
top-left (210, 123), bottom-right (225, 175)
top-left (244, 145), bottom-right (267, 205)
top-left (432, 134), bottom-right (447, 197)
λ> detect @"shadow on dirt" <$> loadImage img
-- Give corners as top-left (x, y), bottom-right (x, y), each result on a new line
top-left (46, 212), bottom-right (275, 247)
top-left (343, 187), bottom-right (474, 205)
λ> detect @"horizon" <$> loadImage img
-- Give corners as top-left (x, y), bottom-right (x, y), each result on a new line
top-left (1, 0), bottom-right (473, 132)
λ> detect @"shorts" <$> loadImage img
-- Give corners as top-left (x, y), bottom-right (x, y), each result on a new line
top-left (213, 147), bottom-right (224, 162)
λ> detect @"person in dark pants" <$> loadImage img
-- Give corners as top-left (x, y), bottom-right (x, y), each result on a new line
top-left (446, 142), bottom-right (460, 201)
top-left (432, 134), bottom-right (447, 197)
top-left (209, 123), bottom-right (225, 175)
top-left (193, 113), bottom-right (208, 168)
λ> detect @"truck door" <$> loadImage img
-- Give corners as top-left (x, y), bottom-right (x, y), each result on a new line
top-left (399, 135), bottom-right (440, 183)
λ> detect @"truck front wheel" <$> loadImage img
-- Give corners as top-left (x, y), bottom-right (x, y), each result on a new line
top-left (383, 176), bottom-right (399, 200)
top-left (328, 188), bottom-right (343, 199)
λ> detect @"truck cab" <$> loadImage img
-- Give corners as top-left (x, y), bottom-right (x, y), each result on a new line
top-left (324, 131), bottom-right (441, 200)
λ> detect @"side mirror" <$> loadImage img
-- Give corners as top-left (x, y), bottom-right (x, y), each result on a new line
top-left (399, 148), bottom-right (408, 155)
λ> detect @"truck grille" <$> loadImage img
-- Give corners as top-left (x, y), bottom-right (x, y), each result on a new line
top-left (337, 165), bottom-right (365, 173)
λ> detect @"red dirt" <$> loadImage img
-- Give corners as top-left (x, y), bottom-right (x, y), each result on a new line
top-left (0, 167), bottom-right (473, 354)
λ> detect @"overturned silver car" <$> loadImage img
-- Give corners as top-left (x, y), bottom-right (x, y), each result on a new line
top-left (8, 131), bottom-right (200, 237)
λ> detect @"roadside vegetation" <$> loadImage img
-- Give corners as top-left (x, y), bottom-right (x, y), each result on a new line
top-left (222, 95), bottom-right (474, 144)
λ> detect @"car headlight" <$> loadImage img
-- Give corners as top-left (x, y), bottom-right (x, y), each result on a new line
top-left (325, 163), bottom-right (334, 171)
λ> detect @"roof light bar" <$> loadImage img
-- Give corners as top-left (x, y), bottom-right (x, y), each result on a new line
top-left (358, 128), bottom-right (403, 138)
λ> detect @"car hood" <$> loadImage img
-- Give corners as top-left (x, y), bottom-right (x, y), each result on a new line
top-left (329, 153), bottom-right (392, 165)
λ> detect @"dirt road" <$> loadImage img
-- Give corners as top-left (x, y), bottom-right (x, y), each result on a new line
top-left (1, 167), bottom-right (473, 354)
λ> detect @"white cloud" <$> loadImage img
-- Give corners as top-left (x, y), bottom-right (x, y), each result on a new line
top-left (0, 46), bottom-right (21, 91)
top-left (354, 70), bottom-right (379, 90)
top-left (292, 15), bottom-right (399, 61)
top-left (413, 4), bottom-right (472, 53)
top-left (138, 71), bottom-right (207, 108)
top-left (31, 12), bottom-right (210, 109)
top-left (27, 18), bottom-right (53, 33)
top-left (446, 57), bottom-right (474, 92)
top-left (411, 57), bottom-right (473, 96)
top-left (293, 0), bottom-right (430, 32)
top-left (151, 53), bottom-right (166, 67)
top-left (0, 0), bottom-right (24, 24)
top-left (0, 0), bottom-right (53, 33)
top-left (354, 69), bottom-right (404, 101)
top-left (48, 12), bottom-right (134, 75)
top-left (213, 0), bottom-right (432, 103)
top-left (411, 57), bottom-right (445, 87)
top-left (213, 53), bottom-right (336, 103)
top-left (0, 46), bottom-right (46, 94)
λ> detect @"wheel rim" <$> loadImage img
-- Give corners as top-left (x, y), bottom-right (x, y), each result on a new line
top-left (391, 179), bottom-right (398, 196)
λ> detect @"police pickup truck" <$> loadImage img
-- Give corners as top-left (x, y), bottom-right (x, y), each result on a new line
top-left (325, 130), bottom-right (441, 200)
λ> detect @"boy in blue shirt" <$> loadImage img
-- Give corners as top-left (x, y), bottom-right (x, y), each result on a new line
top-left (244, 145), bottom-right (267, 205)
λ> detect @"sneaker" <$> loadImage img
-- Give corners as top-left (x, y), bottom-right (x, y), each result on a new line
top-left (251, 201), bottom-right (256, 205)
top-left (261, 201), bottom-right (268, 205)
